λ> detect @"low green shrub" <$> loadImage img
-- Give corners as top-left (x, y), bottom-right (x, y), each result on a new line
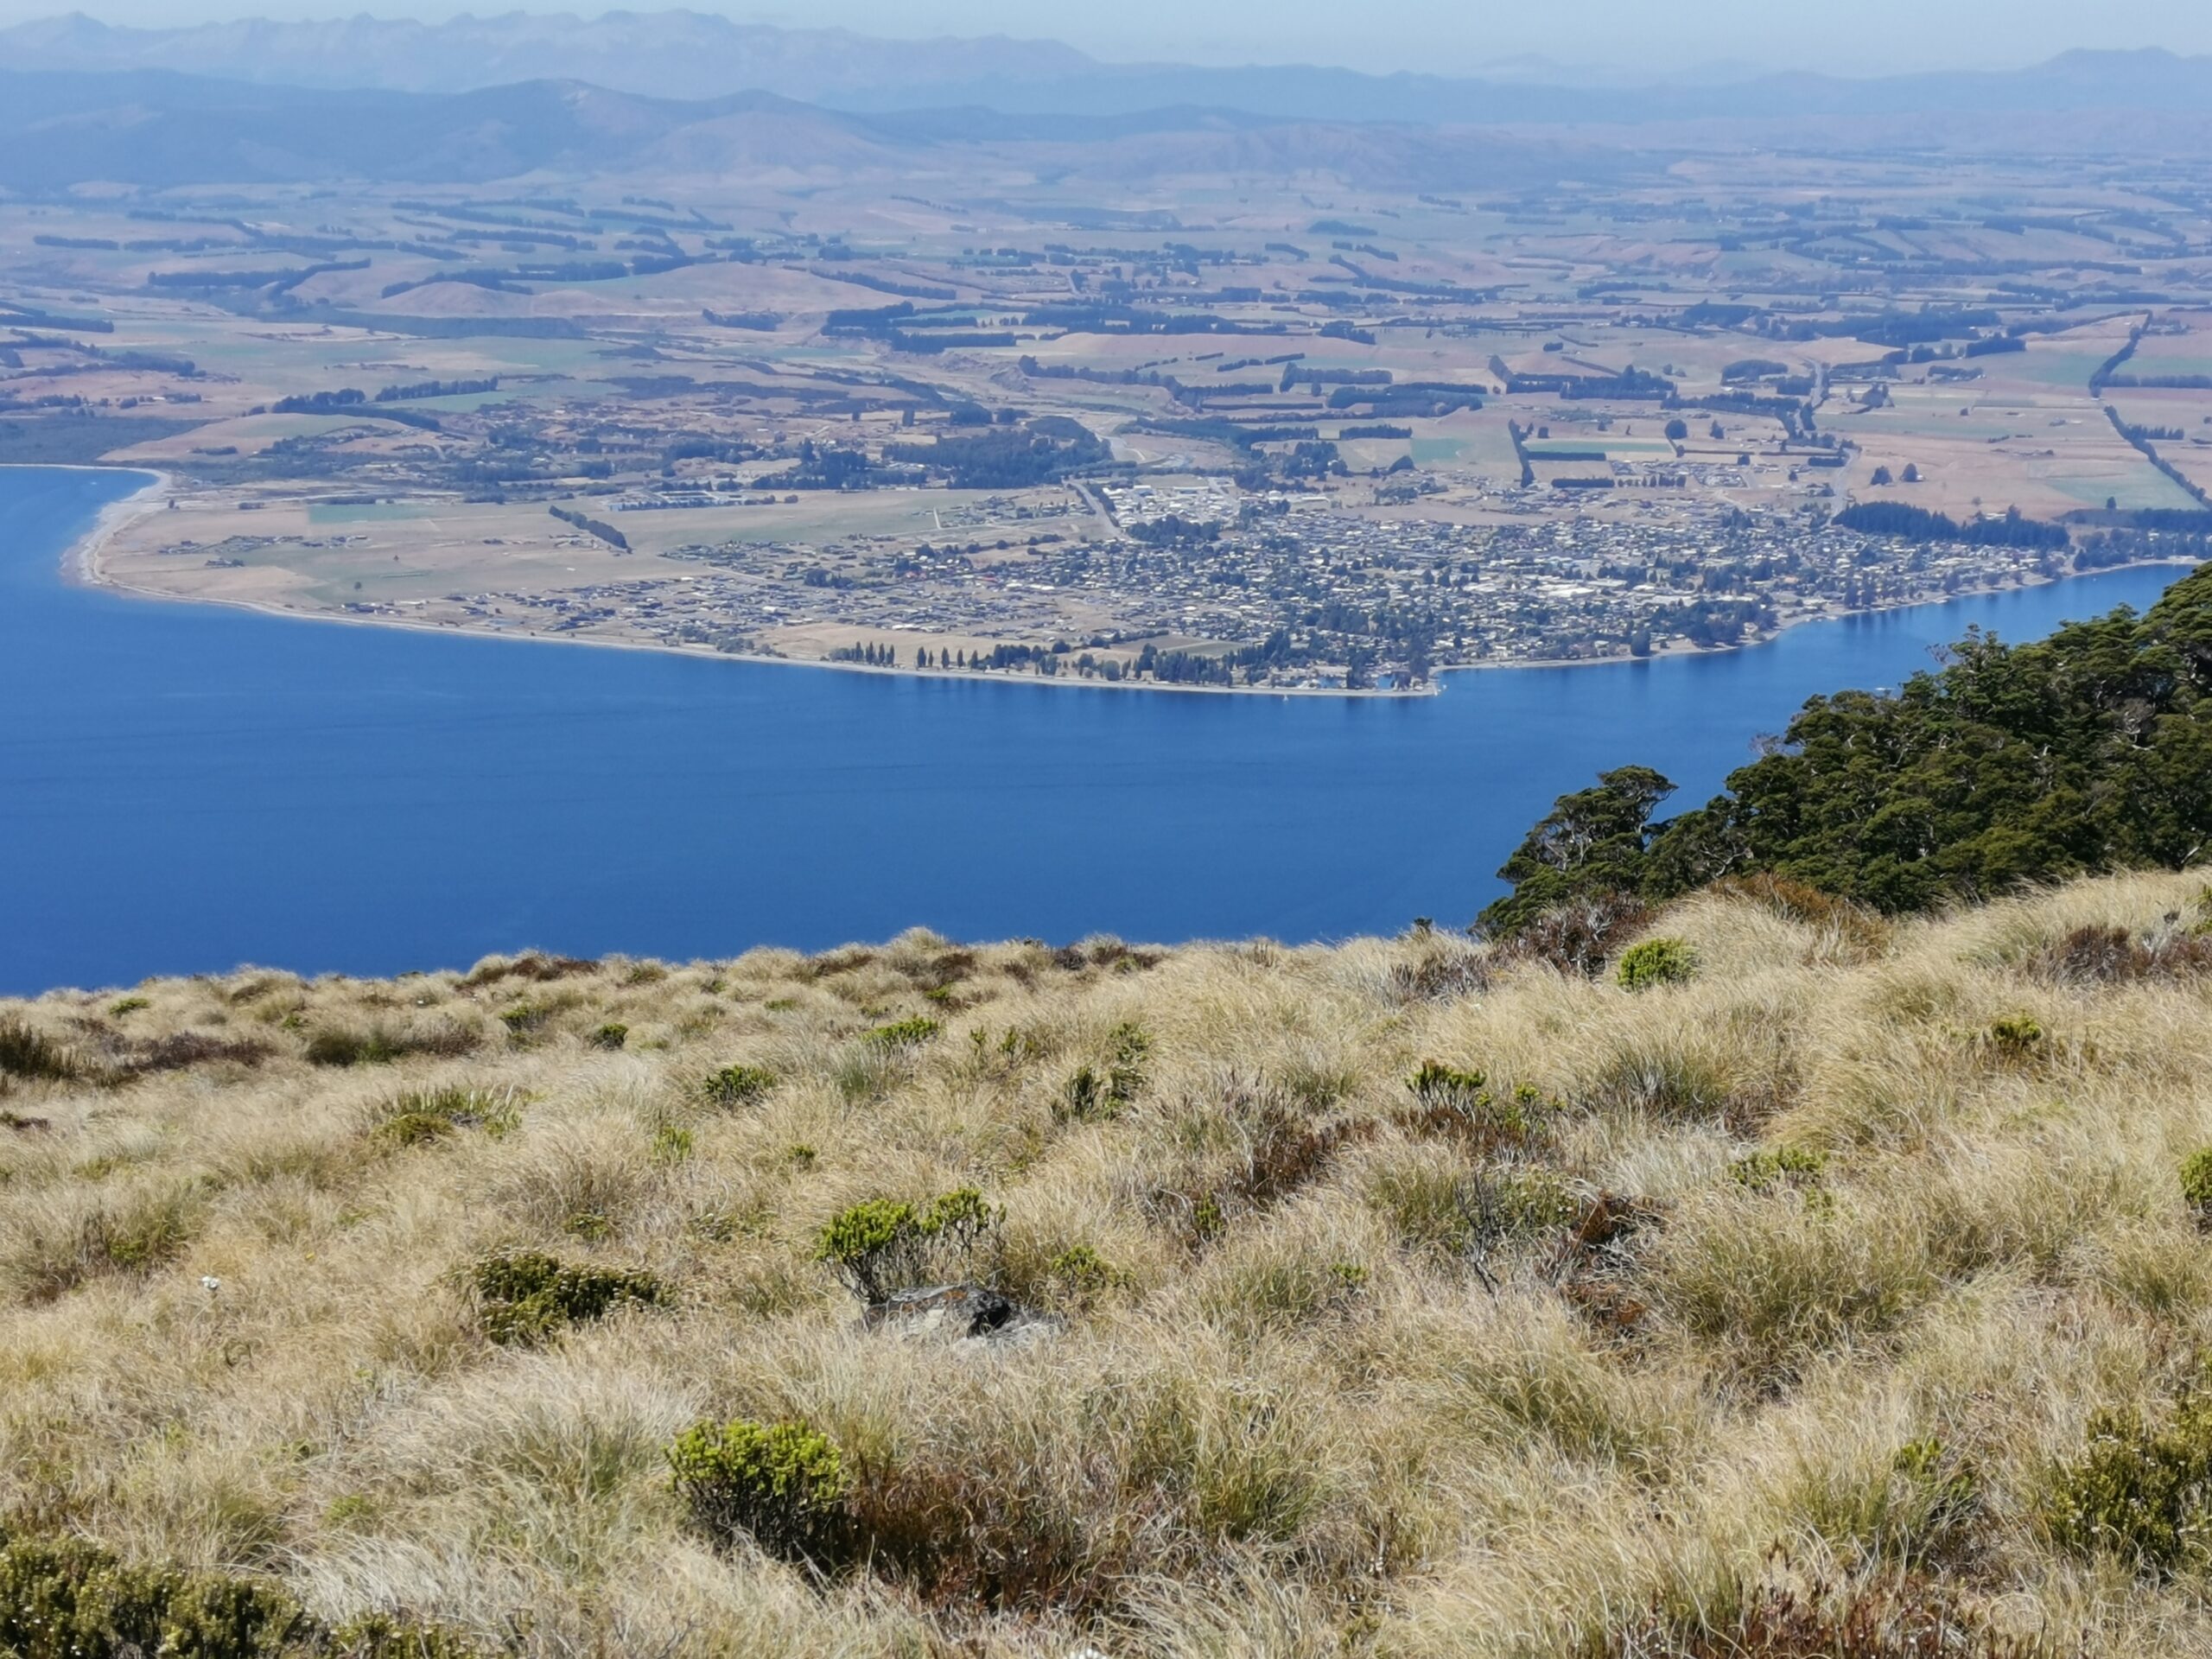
top-left (109, 996), bottom-right (150, 1017)
top-left (471, 1249), bottom-right (667, 1345)
top-left (2044, 1389), bottom-right (2212, 1577)
top-left (816, 1186), bottom-right (1000, 1301)
top-left (0, 1535), bottom-right (479, 1659)
top-left (702, 1065), bottom-right (776, 1108)
top-left (498, 1002), bottom-right (550, 1039)
top-left (1728, 1146), bottom-right (1828, 1190)
top-left (667, 1418), bottom-right (849, 1565)
top-left (1892, 1435), bottom-right (1980, 1549)
top-left (863, 1015), bottom-right (941, 1048)
top-left (1043, 1243), bottom-right (1129, 1306)
top-left (2180, 1147), bottom-right (2212, 1225)
top-left (1617, 938), bottom-right (1698, 992)
top-left (1987, 1013), bottom-right (2045, 1058)
top-left (1409, 1059), bottom-right (1487, 1102)
top-left (589, 1022), bottom-right (628, 1051)
top-left (1404, 1062), bottom-right (1538, 1147)
top-left (1463, 1165), bottom-right (1579, 1247)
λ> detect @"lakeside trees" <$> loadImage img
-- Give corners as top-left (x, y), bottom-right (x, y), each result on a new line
top-left (1484, 564), bottom-right (2212, 930)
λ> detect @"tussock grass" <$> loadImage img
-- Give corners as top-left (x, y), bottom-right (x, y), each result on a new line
top-left (2, 875), bottom-right (2212, 1653)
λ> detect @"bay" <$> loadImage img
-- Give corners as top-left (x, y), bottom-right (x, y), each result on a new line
top-left (0, 464), bottom-right (2193, 992)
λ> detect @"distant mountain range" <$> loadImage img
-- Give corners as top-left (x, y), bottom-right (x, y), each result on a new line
top-left (6, 11), bottom-right (2212, 127)
top-left (0, 68), bottom-right (1636, 192)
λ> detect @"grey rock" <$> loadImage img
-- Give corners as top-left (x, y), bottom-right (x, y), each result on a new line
top-left (861, 1283), bottom-right (1062, 1345)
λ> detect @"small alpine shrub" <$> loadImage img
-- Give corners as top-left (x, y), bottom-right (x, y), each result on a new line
top-left (1043, 1243), bottom-right (1128, 1306)
top-left (109, 996), bottom-right (150, 1017)
top-left (667, 1418), bottom-right (849, 1564)
top-left (1987, 1013), bottom-right (2045, 1058)
top-left (2182, 1147), bottom-right (2212, 1226)
top-left (499, 1001), bottom-right (550, 1039)
top-left (1617, 938), bottom-right (1698, 992)
top-left (1728, 1146), bottom-right (1828, 1190)
top-left (1892, 1435), bottom-right (1980, 1548)
top-left (589, 1022), bottom-right (628, 1051)
top-left (864, 1015), bottom-right (942, 1048)
top-left (0, 1535), bottom-right (479, 1659)
top-left (2044, 1389), bottom-right (2212, 1577)
top-left (1409, 1059), bottom-right (1488, 1103)
top-left (817, 1186), bottom-right (1000, 1301)
top-left (471, 1249), bottom-right (666, 1345)
top-left (702, 1064), bottom-right (776, 1108)
top-left (1404, 1062), bottom-right (1537, 1149)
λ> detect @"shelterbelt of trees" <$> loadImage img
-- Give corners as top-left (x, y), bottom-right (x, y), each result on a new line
top-left (1484, 563), bottom-right (2212, 933)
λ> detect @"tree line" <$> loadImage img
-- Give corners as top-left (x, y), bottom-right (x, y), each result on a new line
top-left (1484, 564), bottom-right (2212, 931)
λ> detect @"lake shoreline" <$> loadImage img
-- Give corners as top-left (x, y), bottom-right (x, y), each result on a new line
top-left (6, 462), bottom-right (2196, 991)
top-left (33, 465), bottom-right (2203, 700)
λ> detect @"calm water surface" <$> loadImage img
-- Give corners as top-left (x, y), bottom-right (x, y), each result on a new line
top-left (0, 465), bottom-right (2193, 991)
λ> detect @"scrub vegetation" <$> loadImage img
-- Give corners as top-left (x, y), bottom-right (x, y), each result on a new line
top-left (4, 878), bottom-right (2212, 1655)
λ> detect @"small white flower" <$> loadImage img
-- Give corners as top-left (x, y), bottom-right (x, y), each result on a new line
top-left (200, 1275), bottom-right (222, 1294)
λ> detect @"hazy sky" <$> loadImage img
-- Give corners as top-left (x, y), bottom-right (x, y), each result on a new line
top-left (10, 0), bottom-right (2212, 78)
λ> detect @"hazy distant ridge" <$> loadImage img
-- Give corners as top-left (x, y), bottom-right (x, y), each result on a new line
top-left (7, 11), bottom-right (2212, 124)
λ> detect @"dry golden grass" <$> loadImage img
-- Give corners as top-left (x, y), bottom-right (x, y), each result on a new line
top-left (4, 876), bottom-right (2212, 1655)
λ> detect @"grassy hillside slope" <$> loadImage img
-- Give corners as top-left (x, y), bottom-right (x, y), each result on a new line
top-left (6, 876), bottom-right (2212, 1656)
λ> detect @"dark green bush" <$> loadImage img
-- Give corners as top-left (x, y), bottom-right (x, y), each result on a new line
top-left (2044, 1389), bottom-right (2212, 1577)
top-left (589, 1022), bottom-right (629, 1051)
top-left (471, 1249), bottom-right (667, 1345)
top-left (1410, 1059), bottom-right (1487, 1102)
top-left (0, 1537), bottom-right (304, 1659)
top-left (667, 1418), bottom-right (849, 1564)
top-left (702, 1064), bottom-right (776, 1108)
top-left (1617, 938), bottom-right (1698, 992)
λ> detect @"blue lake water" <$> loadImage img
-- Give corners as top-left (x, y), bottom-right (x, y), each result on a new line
top-left (0, 463), bottom-right (2194, 992)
